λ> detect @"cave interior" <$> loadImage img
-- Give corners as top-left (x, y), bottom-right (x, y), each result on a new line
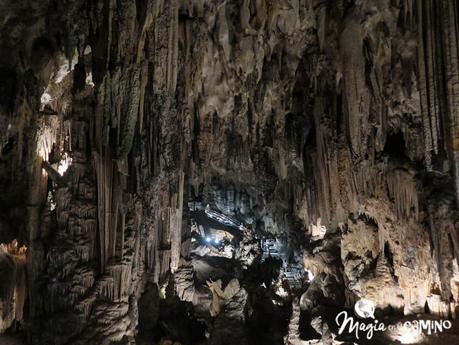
top-left (1, 0), bottom-right (459, 345)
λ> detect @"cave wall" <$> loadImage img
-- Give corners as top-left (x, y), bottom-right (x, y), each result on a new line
top-left (0, 0), bottom-right (458, 343)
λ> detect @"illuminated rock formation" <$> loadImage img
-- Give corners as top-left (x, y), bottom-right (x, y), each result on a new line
top-left (0, 0), bottom-right (458, 344)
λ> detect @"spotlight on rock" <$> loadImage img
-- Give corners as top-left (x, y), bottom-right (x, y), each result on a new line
top-left (390, 323), bottom-right (425, 344)
top-left (57, 153), bottom-right (72, 176)
top-left (306, 270), bottom-right (314, 282)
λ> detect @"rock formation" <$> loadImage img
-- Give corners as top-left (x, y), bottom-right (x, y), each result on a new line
top-left (0, 0), bottom-right (458, 344)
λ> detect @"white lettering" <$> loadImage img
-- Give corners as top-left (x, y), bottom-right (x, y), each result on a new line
top-left (335, 311), bottom-right (386, 340)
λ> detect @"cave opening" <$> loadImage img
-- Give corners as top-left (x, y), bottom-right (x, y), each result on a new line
top-left (136, 197), bottom-right (318, 345)
top-left (383, 131), bottom-right (407, 160)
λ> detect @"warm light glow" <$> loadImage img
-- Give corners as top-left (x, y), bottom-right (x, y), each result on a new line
top-left (40, 92), bottom-right (52, 105)
top-left (275, 285), bottom-right (289, 298)
top-left (86, 72), bottom-right (94, 87)
top-left (305, 269), bottom-right (315, 282)
top-left (54, 51), bottom-right (78, 84)
top-left (309, 217), bottom-right (327, 240)
top-left (0, 239), bottom-right (27, 258)
top-left (57, 154), bottom-right (72, 176)
top-left (398, 329), bottom-right (423, 344)
top-left (391, 324), bottom-right (425, 344)
top-left (36, 127), bottom-right (56, 161)
top-left (159, 282), bottom-right (168, 299)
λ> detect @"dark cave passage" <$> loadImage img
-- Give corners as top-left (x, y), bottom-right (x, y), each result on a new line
top-left (383, 131), bottom-right (407, 160)
top-left (126, 198), bottom-right (323, 345)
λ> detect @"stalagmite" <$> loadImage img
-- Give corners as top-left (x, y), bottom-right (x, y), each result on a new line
top-left (284, 299), bottom-right (301, 345)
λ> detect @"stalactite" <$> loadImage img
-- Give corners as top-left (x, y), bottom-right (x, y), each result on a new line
top-left (110, 176), bottom-right (120, 259)
top-left (94, 151), bottom-right (115, 272)
top-left (75, 296), bottom-right (96, 320)
top-left (424, 0), bottom-right (440, 155)
top-left (170, 171), bottom-right (184, 272)
top-left (117, 66), bottom-right (140, 159)
top-left (167, 0), bottom-right (178, 94)
top-left (119, 205), bottom-right (127, 260)
top-left (107, 264), bottom-right (132, 301)
top-left (386, 168), bottom-right (419, 220)
top-left (138, 63), bottom-right (149, 133)
top-left (441, 0), bottom-right (459, 207)
top-left (313, 98), bottom-right (332, 224)
top-left (340, 17), bottom-right (370, 158)
top-left (153, 0), bottom-right (179, 94)
top-left (417, 0), bottom-right (434, 170)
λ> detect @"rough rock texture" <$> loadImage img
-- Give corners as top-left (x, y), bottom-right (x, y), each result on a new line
top-left (0, 0), bottom-right (459, 344)
top-left (0, 241), bottom-right (27, 333)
